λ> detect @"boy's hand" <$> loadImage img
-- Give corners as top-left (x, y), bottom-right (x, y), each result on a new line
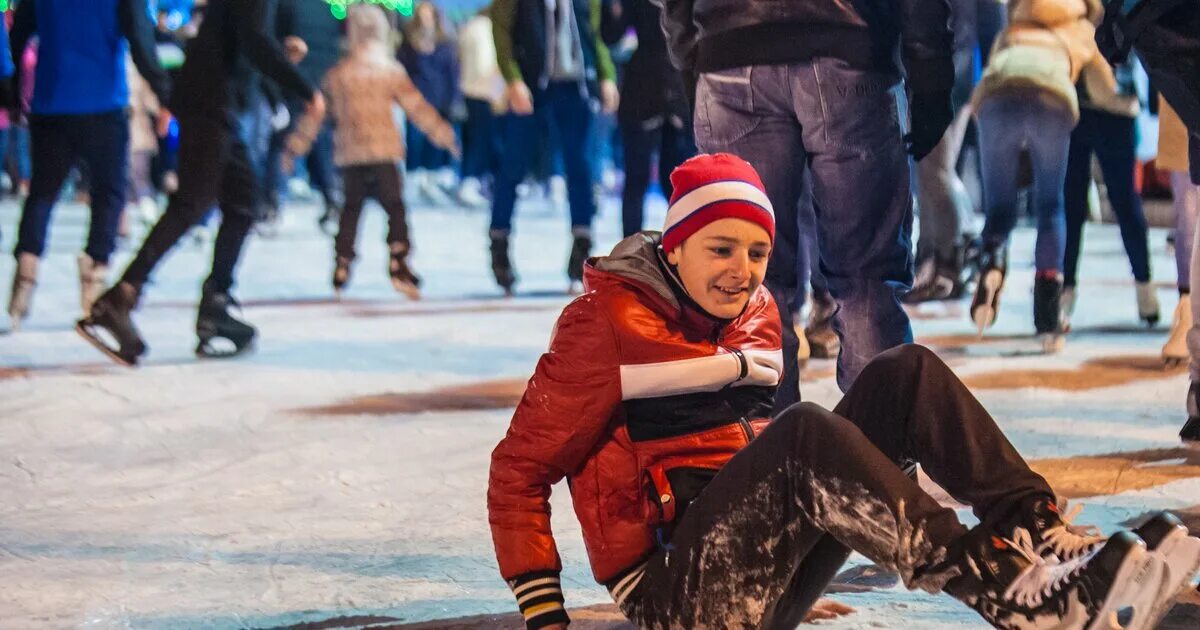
top-left (507, 81), bottom-right (534, 115)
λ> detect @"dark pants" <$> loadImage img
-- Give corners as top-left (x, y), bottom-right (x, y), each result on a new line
top-left (620, 115), bottom-right (696, 237)
top-left (336, 162), bottom-right (409, 260)
top-left (978, 90), bottom-right (1075, 273)
top-left (695, 59), bottom-right (915, 399)
top-left (491, 81), bottom-right (596, 233)
top-left (406, 118), bottom-right (453, 171)
top-left (15, 110), bottom-right (130, 265)
top-left (620, 345), bottom-right (1052, 629)
top-left (462, 97), bottom-right (500, 180)
top-left (1063, 109), bottom-right (1151, 286)
top-left (121, 112), bottom-right (262, 294)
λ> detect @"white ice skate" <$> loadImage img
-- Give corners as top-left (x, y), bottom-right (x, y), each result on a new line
top-left (8, 252), bottom-right (38, 330)
top-left (457, 177), bottom-right (489, 209)
top-left (78, 253), bottom-right (109, 319)
top-left (1162, 294), bottom-right (1191, 367)
top-left (1131, 512), bottom-right (1200, 629)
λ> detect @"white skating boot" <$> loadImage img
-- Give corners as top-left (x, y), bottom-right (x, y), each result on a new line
top-left (137, 196), bottom-right (160, 228)
top-left (77, 253), bottom-right (109, 318)
top-left (456, 177), bottom-right (489, 209)
top-left (7, 252), bottom-right (38, 330)
top-left (1136, 281), bottom-right (1160, 327)
top-left (1060, 285), bottom-right (1077, 332)
top-left (418, 171), bottom-right (454, 207)
top-left (1162, 293), bottom-right (1191, 367)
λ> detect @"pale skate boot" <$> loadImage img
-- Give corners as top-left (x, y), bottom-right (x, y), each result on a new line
top-left (998, 495), bottom-right (1105, 561)
top-left (137, 196), bottom-right (160, 227)
top-left (1060, 285), bottom-right (1077, 333)
top-left (971, 242), bottom-right (1007, 336)
top-left (1136, 281), bottom-right (1160, 327)
top-left (1161, 293), bottom-right (1190, 367)
top-left (457, 177), bottom-right (489, 209)
top-left (7, 252), bottom-right (38, 330)
top-left (548, 175), bottom-right (567, 207)
top-left (77, 253), bottom-right (109, 319)
top-left (1131, 511), bottom-right (1200, 627)
top-left (388, 242), bottom-right (421, 301)
top-left (418, 172), bottom-right (454, 207)
top-left (1034, 273), bottom-right (1065, 353)
top-left (944, 528), bottom-right (1170, 630)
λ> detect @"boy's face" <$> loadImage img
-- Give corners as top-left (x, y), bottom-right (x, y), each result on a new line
top-left (666, 218), bottom-right (771, 320)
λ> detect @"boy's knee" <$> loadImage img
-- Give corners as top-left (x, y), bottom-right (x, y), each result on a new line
top-left (867, 343), bottom-right (940, 378)
top-left (775, 402), bottom-right (857, 439)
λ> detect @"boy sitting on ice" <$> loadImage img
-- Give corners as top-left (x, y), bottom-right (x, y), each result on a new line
top-left (488, 153), bottom-right (1199, 630)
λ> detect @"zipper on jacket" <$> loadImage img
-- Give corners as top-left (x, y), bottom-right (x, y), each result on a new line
top-left (737, 416), bottom-right (755, 443)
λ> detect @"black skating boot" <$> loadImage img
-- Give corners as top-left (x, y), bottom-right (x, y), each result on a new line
top-left (944, 527), bottom-right (1169, 630)
top-left (332, 256), bottom-right (351, 298)
top-left (195, 284), bottom-right (256, 359)
top-left (1183, 381), bottom-right (1200, 445)
top-left (996, 495), bottom-right (1105, 561)
top-left (388, 242), bottom-right (421, 301)
top-left (904, 244), bottom-right (967, 304)
top-left (490, 231), bottom-right (516, 296)
top-left (77, 281), bottom-right (147, 367)
top-left (970, 241), bottom-right (1007, 336)
top-left (1034, 272), bottom-right (1065, 353)
top-left (567, 231), bottom-right (591, 294)
top-left (805, 290), bottom-right (840, 360)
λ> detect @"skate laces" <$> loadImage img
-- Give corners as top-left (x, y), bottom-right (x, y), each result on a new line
top-left (1000, 528), bottom-right (1084, 609)
top-left (1036, 502), bottom-right (1104, 561)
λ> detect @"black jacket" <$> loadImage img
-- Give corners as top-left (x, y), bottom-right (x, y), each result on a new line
top-left (601, 0), bottom-right (689, 123)
top-left (659, 0), bottom-right (954, 95)
top-left (172, 0), bottom-right (315, 117)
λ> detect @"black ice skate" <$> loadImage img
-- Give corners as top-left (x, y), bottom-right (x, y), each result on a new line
top-left (1034, 273), bottom-right (1065, 353)
top-left (195, 285), bottom-right (256, 359)
top-left (1183, 382), bottom-right (1200, 445)
top-left (905, 244), bottom-right (968, 304)
top-left (999, 495), bottom-right (1105, 561)
top-left (388, 243), bottom-right (421, 301)
top-left (945, 528), bottom-right (1169, 630)
top-left (76, 281), bottom-right (146, 367)
top-left (970, 242), bottom-right (1007, 336)
top-left (805, 291), bottom-right (840, 360)
top-left (8, 252), bottom-right (37, 330)
top-left (1131, 511), bottom-right (1200, 628)
top-left (332, 256), bottom-right (351, 299)
top-left (490, 231), bottom-right (516, 296)
top-left (567, 232), bottom-right (592, 294)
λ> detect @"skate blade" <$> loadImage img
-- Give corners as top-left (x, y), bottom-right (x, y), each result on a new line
top-left (972, 306), bottom-right (994, 338)
top-left (1039, 333), bottom-right (1065, 354)
top-left (1086, 544), bottom-right (1167, 630)
top-left (1163, 355), bottom-right (1186, 369)
top-left (195, 336), bottom-right (256, 360)
top-left (391, 280), bottom-right (421, 301)
top-left (1136, 537), bottom-right (1200, 630)
top-left (76, 320), bottom-right (137, 367)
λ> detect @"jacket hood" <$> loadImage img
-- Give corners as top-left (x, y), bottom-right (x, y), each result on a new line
top-left (584, 232), bottom-right (729, 332)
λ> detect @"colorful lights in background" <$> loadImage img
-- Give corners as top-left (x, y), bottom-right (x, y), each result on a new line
top-left (326, 0), bottom-right (416, 20)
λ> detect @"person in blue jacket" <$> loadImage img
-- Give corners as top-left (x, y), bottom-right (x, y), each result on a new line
top-left (6, 0), bottom-right (171, 330)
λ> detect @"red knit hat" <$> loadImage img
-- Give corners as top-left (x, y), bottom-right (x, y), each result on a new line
top-left (662, 153), bottom-right (775, 253)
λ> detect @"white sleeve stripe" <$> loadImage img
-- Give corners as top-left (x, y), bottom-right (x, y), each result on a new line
top-left (516, 586), bottom-right (565, 606)
top-left (511, 576), bottom-right (561, 597)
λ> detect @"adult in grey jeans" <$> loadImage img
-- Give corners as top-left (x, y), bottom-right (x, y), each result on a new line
top-left (660, 0), bottom-right (955, 400)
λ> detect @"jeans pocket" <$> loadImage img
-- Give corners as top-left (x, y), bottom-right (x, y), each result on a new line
top-left (696, 67), bottom-right (759, 148)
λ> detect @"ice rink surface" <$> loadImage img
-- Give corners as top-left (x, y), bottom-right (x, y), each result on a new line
top-left (1, 192), bottom-right (1196, 628)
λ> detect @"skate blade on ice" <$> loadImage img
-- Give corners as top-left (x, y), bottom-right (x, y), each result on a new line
top-left (391, 279), bottom-right (421, 301)
top-left (1082, 543), bottom-right (1168, 630)
top-left (1040, 333), bottom-right (1064, 354)
top-left (76, 320), bottom-right (138, 367)
top-left (195, 336), bottom-right (256, 359)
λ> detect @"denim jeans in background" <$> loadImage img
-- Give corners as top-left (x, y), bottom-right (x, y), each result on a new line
top-left (462, 97), bottom-right (501, 180)
top-left (977, 89), bottom-right (1075, 273)
top-left (16, 109), bottom-right (130, 265)
top-left (490, 81), bottom-right (596, 234)
top-left (695, 59), bottom-right (915, 399)
top-left (1063, 108), bottom-right (1151, 287)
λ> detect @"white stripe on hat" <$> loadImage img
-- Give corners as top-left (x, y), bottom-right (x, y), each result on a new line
top-left (664, 180), bottom-right (774, 234)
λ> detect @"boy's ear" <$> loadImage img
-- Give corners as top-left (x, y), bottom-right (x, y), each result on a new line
top-left (666, 244), bottom-right (682, 266)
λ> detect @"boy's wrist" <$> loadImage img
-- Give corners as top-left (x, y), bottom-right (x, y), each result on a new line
top-left (508, 570), bottom-right (569, 629)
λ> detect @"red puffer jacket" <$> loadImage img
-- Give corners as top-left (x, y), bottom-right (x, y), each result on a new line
top-left (488, 233), bottom-right (783, 628)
